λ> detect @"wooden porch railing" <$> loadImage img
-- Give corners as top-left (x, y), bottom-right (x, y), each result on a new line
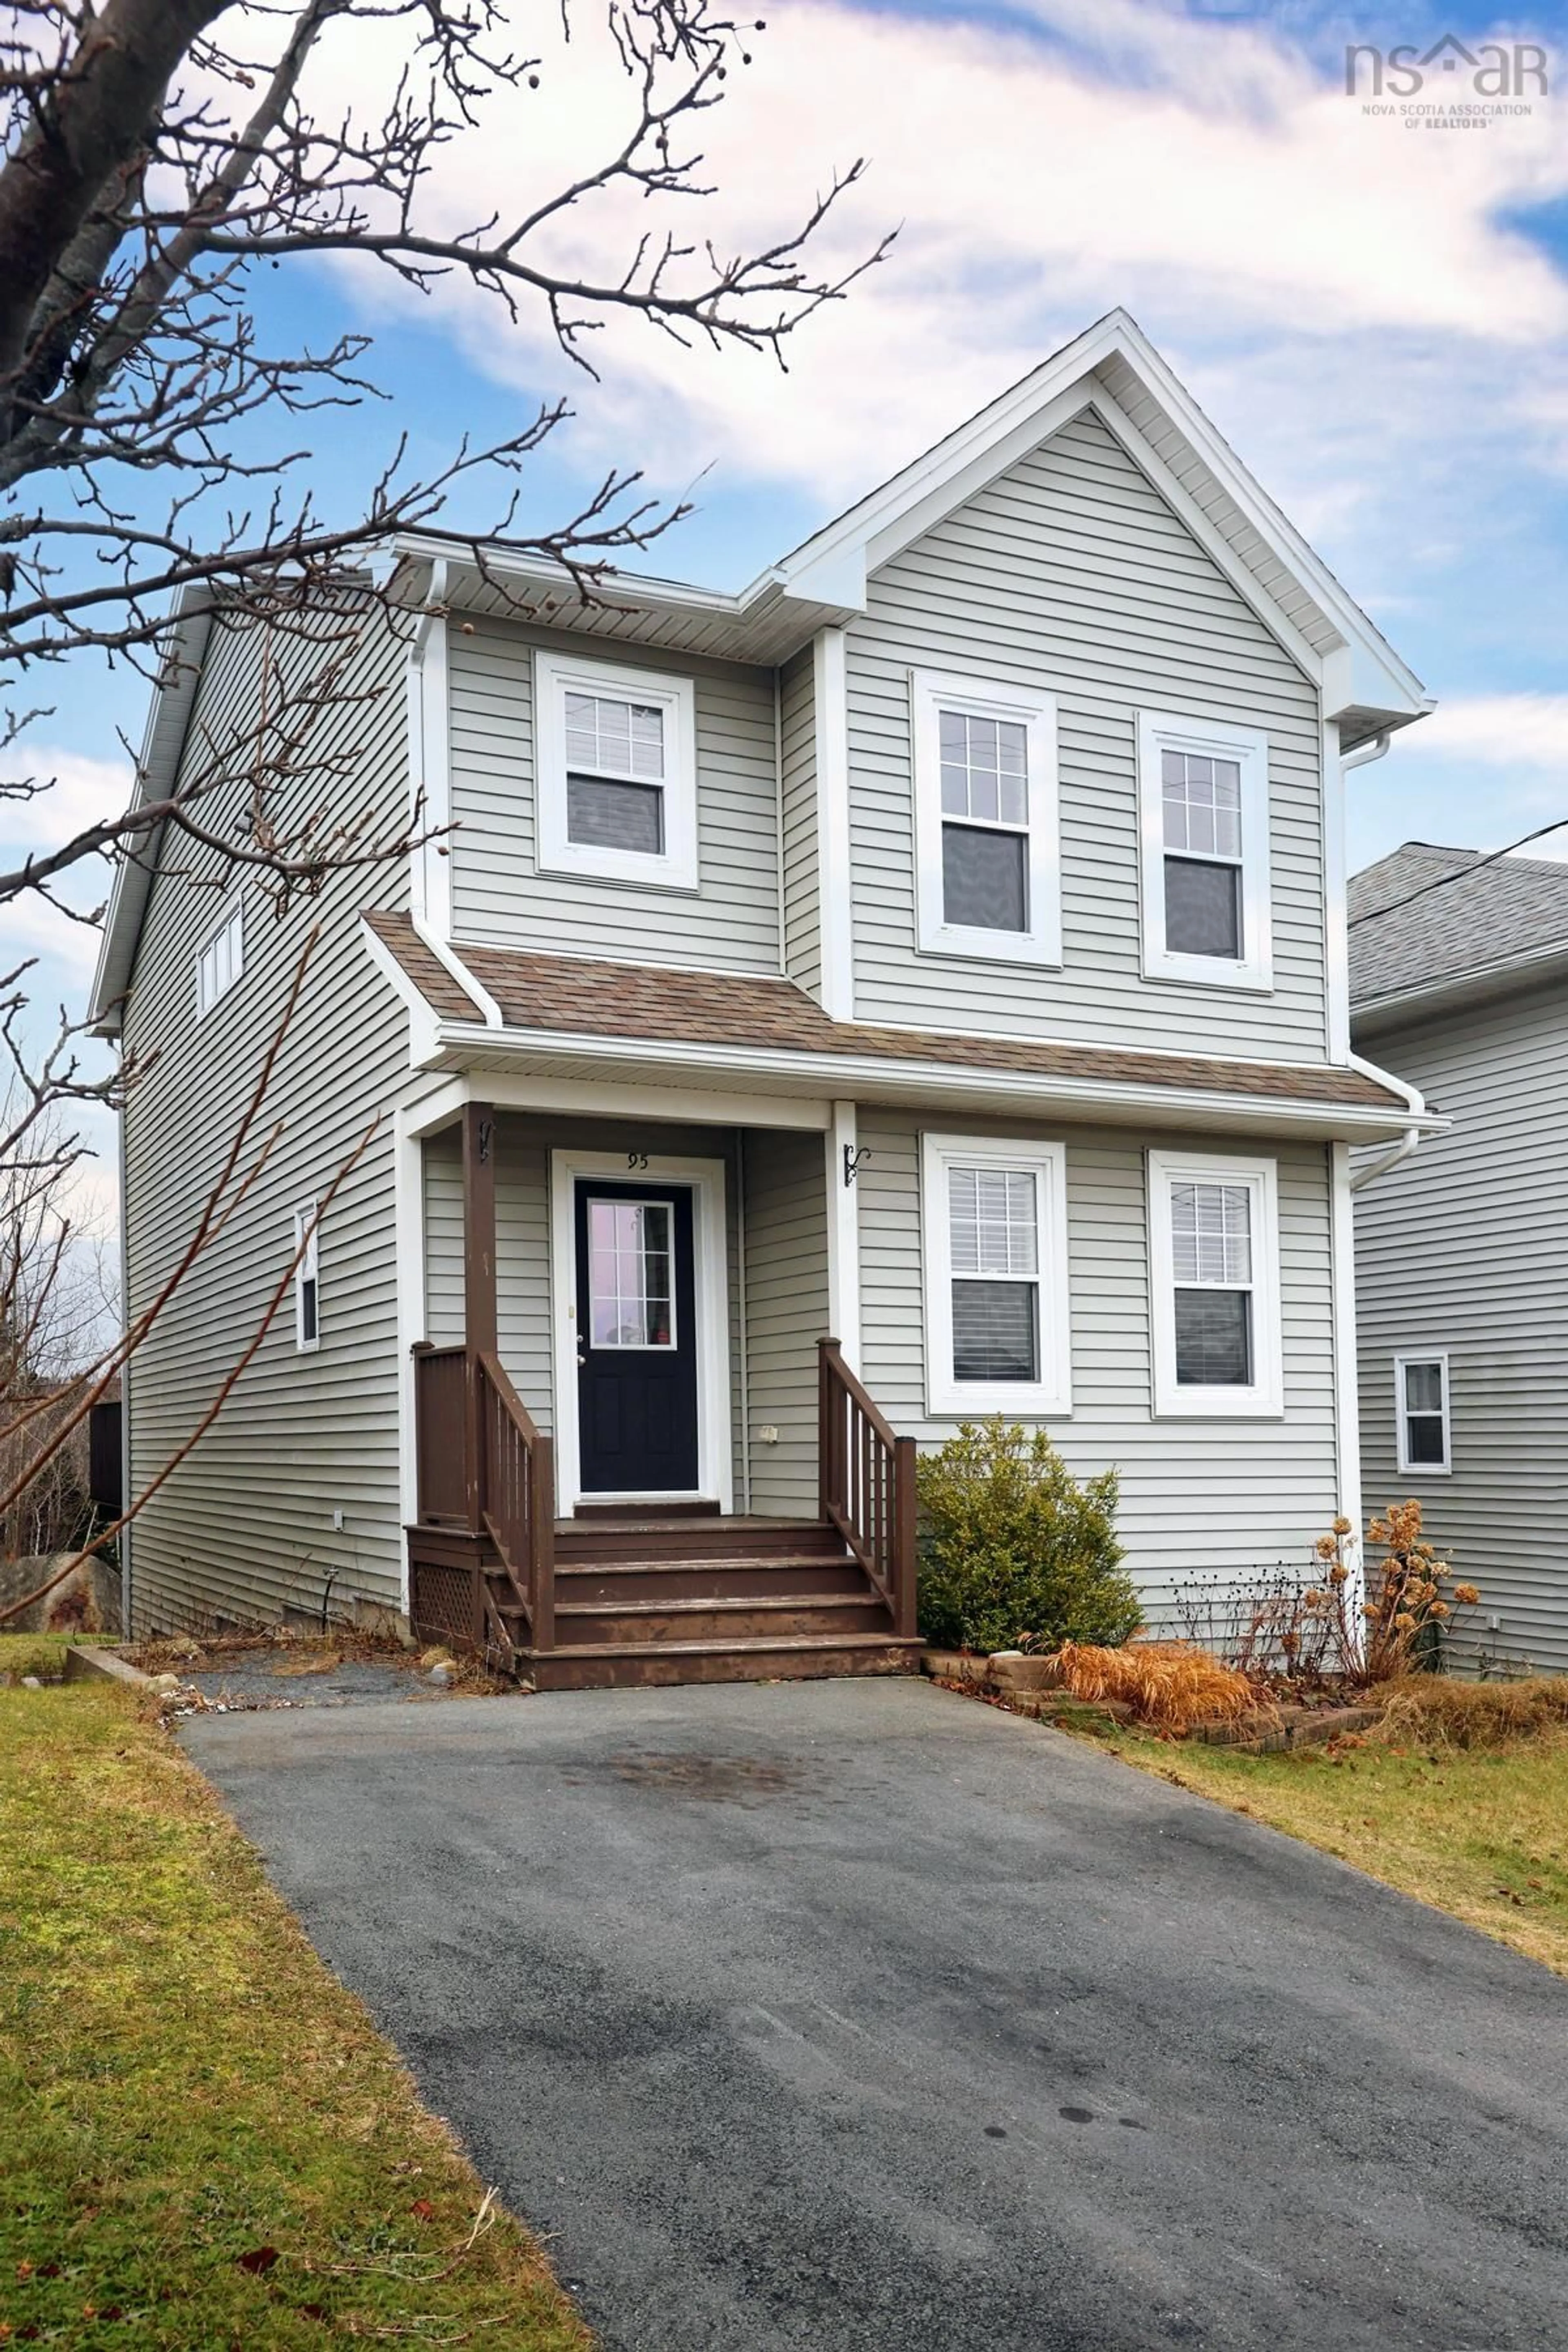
top-left (818, 1338), bottom-right (917, 1638)
top-left (477, 1349), bottom-right (555, 1652)
top-left (412, 1341), bottom-right (555, 1657)
top-left (414, 1344), bottom-right (468, 1522)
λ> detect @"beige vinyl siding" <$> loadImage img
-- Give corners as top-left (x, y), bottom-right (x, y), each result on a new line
top-left (1354, 984), bottom-right (1568, 1673)
top-left (447, 620), bottom-right (782, 971)
top-left (855, 1108), bottom-right (1341, 1608)
top-left (846, 409), bottom-right (1329, 1058)
top-left (779, 644), bottom-right (822, 995)
top-left (739, 1128), bottom-right (830, 1515)
top-left (120, 604), bottom-right (411, 1634)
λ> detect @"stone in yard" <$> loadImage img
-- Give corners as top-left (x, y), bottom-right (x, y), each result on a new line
top-left (428, 1660), bottom-right (455, 1686)
top-left (152, 1672), bottom-right (182, 1693)
top-left (21, 1675), bottom-right (42, 1688)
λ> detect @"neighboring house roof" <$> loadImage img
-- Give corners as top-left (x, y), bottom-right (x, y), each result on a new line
top-left (363, 912), bottom-right (1417, 1136)
top-left (1349, 841), bottom-right (1568, 1031)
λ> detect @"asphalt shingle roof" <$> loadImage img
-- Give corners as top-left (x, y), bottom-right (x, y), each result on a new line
top-left (1348, 841), bottom-right (1568, 1010)
top-left (365, 912), bottom-right (1406, 1113)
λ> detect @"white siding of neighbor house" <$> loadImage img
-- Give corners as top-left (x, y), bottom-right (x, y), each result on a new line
top-left (1354, 984), bottom-right (1568, 1673)
top-left (779, 644), bottom-right (822, 996)
top-left (739, 1129), bottom-right (830, 1516)
top-left (446, 620), bottom-right (782, 972)
top-left (855, 1109), bottom-right (1342, 1613)
top-left (120, 604), bottom-right (411, 1635)
top-left (846, 409), bottom-right (1330, 1059)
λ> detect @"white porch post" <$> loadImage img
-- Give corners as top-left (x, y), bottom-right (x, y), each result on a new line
top-left (825, 1099), bottom-right (862, 1372)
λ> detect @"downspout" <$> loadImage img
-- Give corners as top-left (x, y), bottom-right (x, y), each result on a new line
top-left (1341, 727), bottom-right (1418, 1195)
top-left (116, 1038), bottom-right (133, 1637)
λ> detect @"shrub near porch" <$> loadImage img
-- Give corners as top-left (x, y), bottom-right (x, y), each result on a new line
top-left (916, 1418), bottom-right (1142, 1656)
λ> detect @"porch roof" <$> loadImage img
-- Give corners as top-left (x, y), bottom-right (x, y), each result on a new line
top-left (365, 913), bottom-right (1423, 1138)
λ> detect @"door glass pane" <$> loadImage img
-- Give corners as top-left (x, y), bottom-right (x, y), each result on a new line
top-left (567, 774), bottom-right (665, 855)
top-left (942, 823), bottom-right (1027, 931)
top-left (1174, 1288), bottom-right (1252, 1385)
top-left (952, 1279), bottom-right (1038, 1382)
top-left (1164, 855), bottom-right (1242, 958)
top-left (587, 1200), bottom-right (673, 1347)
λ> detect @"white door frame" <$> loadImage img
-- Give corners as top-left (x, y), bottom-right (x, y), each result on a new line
top-left (550, 1149), bottom-right (733, 1514)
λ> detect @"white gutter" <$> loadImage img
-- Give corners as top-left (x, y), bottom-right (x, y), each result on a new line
top-left (1342, 729), bottom-right (1391, 775)
top-left (1347, 1046), bottom-right (1428, 1192)
top-left (434, 1018), bottom-right (1437, 1143)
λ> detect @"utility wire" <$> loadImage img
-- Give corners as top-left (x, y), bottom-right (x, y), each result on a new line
top-left (1347, 816), bottom-right (1568, 927)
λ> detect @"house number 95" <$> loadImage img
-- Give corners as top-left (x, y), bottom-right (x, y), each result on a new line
top-left (626, 1151), bottom-right (649, 1171)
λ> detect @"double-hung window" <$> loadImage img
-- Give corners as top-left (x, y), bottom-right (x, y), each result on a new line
top-left (535, 649), bottom-right (698, 890)
top-left (911, 671), bottom-right (1060, 964)
top-left (293, 1202), bottom-right (321, 1353)
top-left (920, 1134), bottom-right (1071, 1415)
top-left (1395, 1354), bottom-right (1450, 1473)
top-left (195, 902), bottom-right (244, 1016)
top-left (1137, 712), bottom-right (1271, 990)
top-left (1147, 1151), bottom-right (1281, 1416)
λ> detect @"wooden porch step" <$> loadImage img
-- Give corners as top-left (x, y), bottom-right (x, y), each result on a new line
top-left (552, 1555), bottom-right (866, 1604)
top-left (553, 1517), bottom-right (849, 1563)
top-left (521, 1632), bottom-right (923, 1693)
top-left (544, 1591), bottom-right (891, 1647)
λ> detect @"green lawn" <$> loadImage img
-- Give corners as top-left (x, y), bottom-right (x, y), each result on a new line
top-left (0, 1633), bottom-right (106, 1682)
top-left (1105, 1724), bottom-right (1568, 1976)
top-left (0, 1682), bottom-right (590, 2348)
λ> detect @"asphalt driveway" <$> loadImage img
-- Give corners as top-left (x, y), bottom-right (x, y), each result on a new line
top-left (183, 1678), bottom-right (1568, 2351)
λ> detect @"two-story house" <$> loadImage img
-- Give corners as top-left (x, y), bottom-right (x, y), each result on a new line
top-left (90, 311), bottom-right (1434, 1688)
top-left (1351, 841), bottom-right (1568, 1675)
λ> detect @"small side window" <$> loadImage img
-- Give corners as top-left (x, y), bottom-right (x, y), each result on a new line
top-left (196, 902), bottom-right (244, 1016)
top-left (294, 1203), bottom-right (321, 1353)
top-left (535, 650), bottom-right (697, 890)
top-left (1395, 1354), bottom-right (1449, 1473)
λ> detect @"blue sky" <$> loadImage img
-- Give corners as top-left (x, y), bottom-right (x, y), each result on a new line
top-left (7, 0), bottom-right (1568, 1212)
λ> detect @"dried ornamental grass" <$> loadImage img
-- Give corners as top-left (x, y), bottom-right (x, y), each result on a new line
top-left (1054, 1639), bottom-right (1254, 1733)
top-left (1371, 1674), bottom-right (1568, 1751)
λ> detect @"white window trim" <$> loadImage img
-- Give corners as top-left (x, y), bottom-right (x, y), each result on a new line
top-left (1394, 1350), bottom-right (1451, 1476)
top-left (1147, 1149), bottom-right (1282, 1418)
top-left (534, 648), bottom-right (698, 892)
top-left (911, 670), bottom-right (1062, 967)
top-left (195, 901), bottom-right (244, 1018)
top-left (293, 1200), bottom-right (321, 1354)
top-left (1137, 710), bottom-right (1272, 993)
top-left (920, 1132), bottom-right (1072, 1417)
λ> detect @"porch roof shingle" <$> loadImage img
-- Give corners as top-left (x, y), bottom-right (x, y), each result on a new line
top-left (365, 913), bottom-right (1408, 1116)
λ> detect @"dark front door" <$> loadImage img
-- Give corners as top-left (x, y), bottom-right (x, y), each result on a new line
top-left (574, 1180), bottom-right (700, 1495)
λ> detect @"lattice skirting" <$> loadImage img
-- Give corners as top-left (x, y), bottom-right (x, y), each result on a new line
top-left (410, 1559), bottom-right (480, 1652)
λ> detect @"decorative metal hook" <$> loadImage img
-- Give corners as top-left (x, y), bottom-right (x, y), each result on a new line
top-left (843, 1145), bottom-right (870, 1186)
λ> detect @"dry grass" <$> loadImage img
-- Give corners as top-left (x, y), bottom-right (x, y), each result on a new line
top-left (1055, 1638), bottom-right (1254, 1733)
top-left (1369, 1675), bottom-right (1568, 1750)
top-left (1101, 1719), bottom-right (1568, 1976)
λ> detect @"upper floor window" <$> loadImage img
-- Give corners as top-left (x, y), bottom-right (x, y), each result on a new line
top-left (920, 1132), bottom-right (1071, 1416)
top-left (535, 648), bottom-right (698, 891)
top-left (1395, 1353), bottom-right (1450, 1473)
top-left (195, 901), bottom-right (243, 1016)
top-left (1147, 1149), bottom-right (1282, 1417)
top-left (911, 671), bottom-right (1060, 966)
top-left (1137, 712), bottom-right (1272, 992)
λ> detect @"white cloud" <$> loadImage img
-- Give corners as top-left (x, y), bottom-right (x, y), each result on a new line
top-left (1396, 695), bottom-right (1568, 769)
top-left (298, 0), bottom-right (1568, 504)
top-left (0, 742), bottom-right (133, 851)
